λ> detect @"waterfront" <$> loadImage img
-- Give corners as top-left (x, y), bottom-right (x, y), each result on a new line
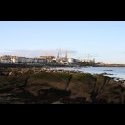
top-left (0, 66), bottom-right (125, 104)
top-left (52, 67), bottom-right (125, 80)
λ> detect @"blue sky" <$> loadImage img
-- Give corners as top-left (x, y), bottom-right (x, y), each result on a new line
top-left (0, 21), bottom-right (125, 64)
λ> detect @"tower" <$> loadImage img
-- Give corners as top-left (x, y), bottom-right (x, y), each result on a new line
top-left (65, 51), bottom-right (68, 59)
top-left (57, 51), bottom-right (60, 59)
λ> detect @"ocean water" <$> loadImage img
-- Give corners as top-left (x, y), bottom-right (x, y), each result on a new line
top-left (52, 67), bottom-right (125, 80)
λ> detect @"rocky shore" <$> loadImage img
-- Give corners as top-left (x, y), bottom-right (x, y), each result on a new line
top-left (0, 67), bottom-right (125, 104)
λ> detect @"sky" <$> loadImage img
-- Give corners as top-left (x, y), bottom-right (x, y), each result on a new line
top-left (0, 21), bottom-right (125, 64)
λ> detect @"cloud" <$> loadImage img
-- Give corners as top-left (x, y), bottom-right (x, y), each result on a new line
top-left (0, 49), bottom-right (77, 58)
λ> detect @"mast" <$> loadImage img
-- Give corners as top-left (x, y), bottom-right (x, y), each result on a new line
top-left (57, 51), bottom-right (60, 59)
top-left (65, 50), bottom-right (68, 59)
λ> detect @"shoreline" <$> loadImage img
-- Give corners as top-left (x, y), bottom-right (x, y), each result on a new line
top-left (49, 67), bottom-right (125, 82)
top-left (0, 66), bottom-right (125, 104)
top-left (1, 62), bottom-right (125, 68)
top-left (1, 64), bottom-right (125, 82)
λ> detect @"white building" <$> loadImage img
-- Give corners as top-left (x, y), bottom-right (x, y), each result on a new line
top-left (25, 58), bottom-right (33, 63)
top-left (0, 55), bottom-right (12, 63)
top-left (68, 58), bottom-right (75, 63)
top-left (32, 58), bottom-right (38, 63)
top-left (11, 56), bottom-right (19, 63)
top-left (37, 58), bottom-right (47, 63)
top-left (9, 56), bottom-right (26, 64)
top-left (0, 55), bottom-right (53, 64)
top-left (18, 57), bottom-right (26, 63)
top-left (67, 58), bottom-right (80, 64)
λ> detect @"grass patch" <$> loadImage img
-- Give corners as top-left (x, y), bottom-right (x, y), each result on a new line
top-left (32, 71), bottom-right (71, 82)
top-left (72, 73), bottom-right (96, 85)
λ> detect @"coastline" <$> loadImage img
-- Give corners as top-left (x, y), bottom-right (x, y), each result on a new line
top-left (0, 66), bottom-right (125, 104)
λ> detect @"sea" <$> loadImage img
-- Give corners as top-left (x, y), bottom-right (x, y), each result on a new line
top-left (51, 67), bottom-right (125, 80)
